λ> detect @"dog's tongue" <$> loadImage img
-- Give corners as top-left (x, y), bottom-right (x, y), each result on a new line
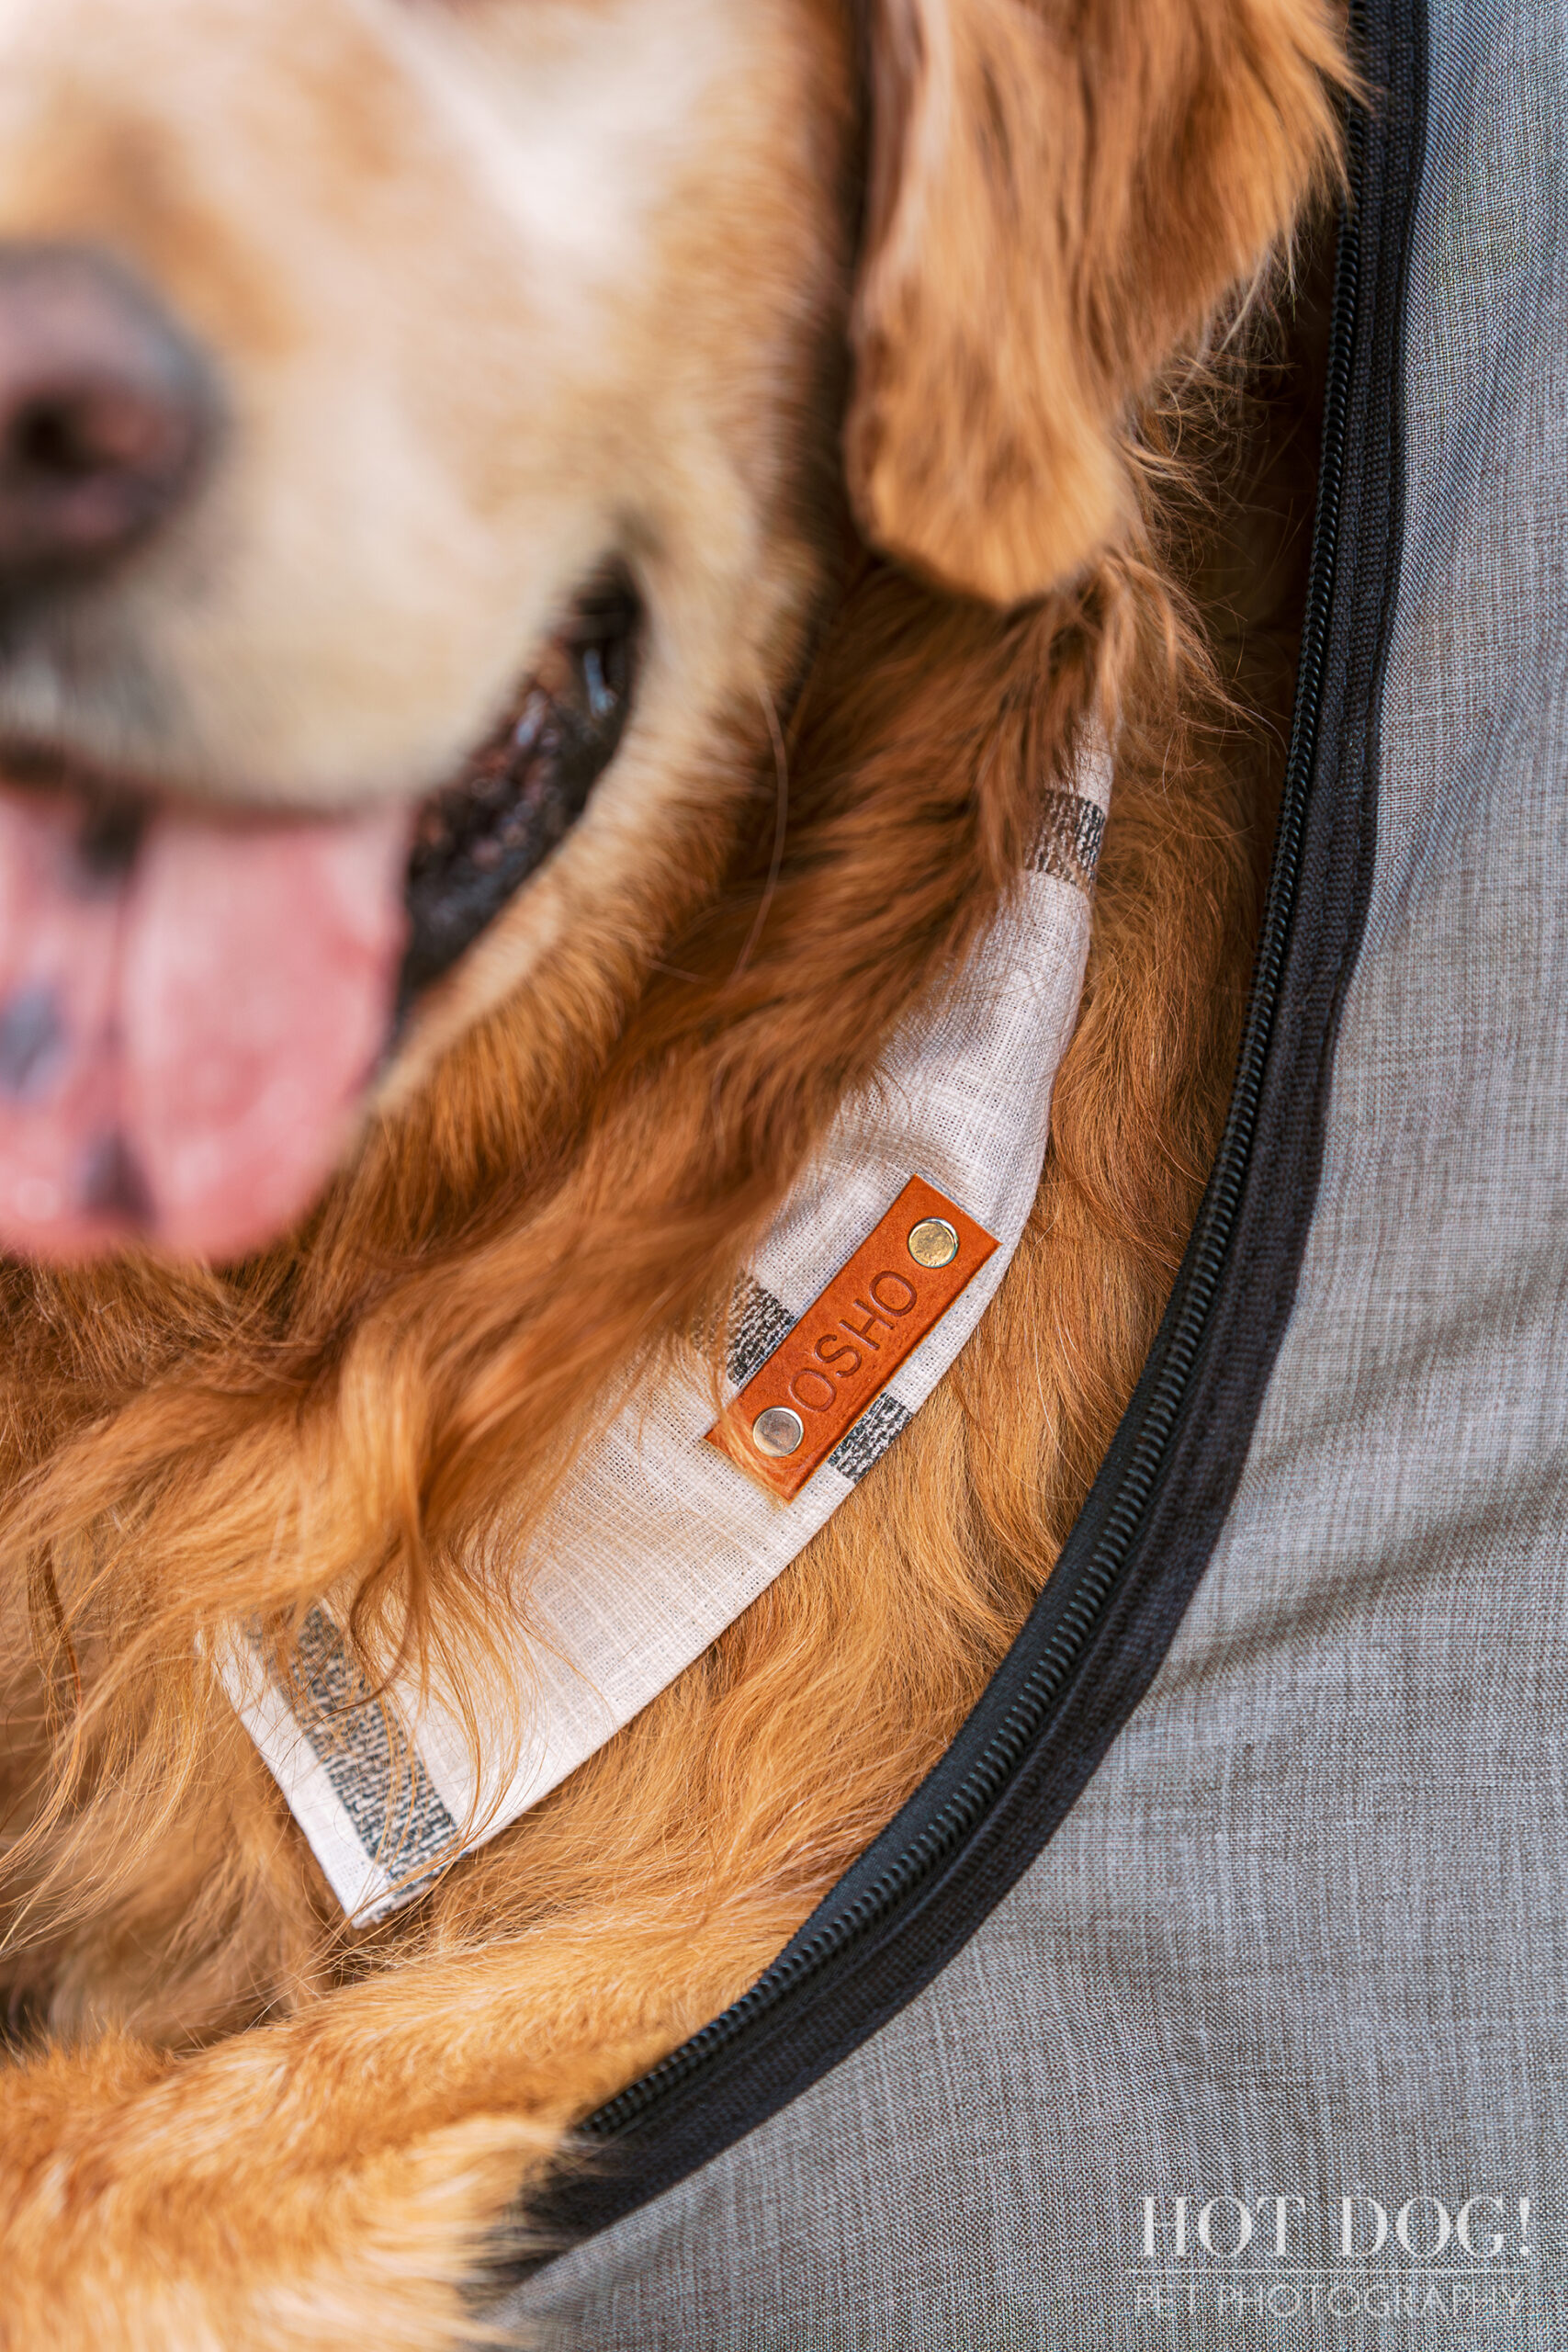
top-left (0, 785), bottom-right (410, 1261)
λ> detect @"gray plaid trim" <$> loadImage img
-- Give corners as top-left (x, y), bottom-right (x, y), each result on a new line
top-left (1032, 792), bottom-right (1105, 892)
top-left (829, 1391), bottom-right (913, 1484)
top-left (727, 1275), bottom-right (798, 1385)
top-left (288, 1607), bottom-right (459, 1883)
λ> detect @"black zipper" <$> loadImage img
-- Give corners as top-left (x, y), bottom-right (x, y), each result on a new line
top-left (525, 0), bottom-right (1424, 2246)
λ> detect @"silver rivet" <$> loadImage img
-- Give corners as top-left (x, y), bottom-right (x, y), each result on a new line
top-left (752, 1405), bottom-right (805, 1458)
top-left (908, 1216), bottom-right (959, 1269)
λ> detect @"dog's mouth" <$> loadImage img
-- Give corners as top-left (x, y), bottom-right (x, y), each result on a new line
top-left (400, 564), bottom-right (638, 1010)
top-left (0, 567), bottom-right (641, 1263)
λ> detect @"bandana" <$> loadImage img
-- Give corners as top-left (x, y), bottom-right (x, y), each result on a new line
top-left (223, 745), bottom-right (1111, 1919)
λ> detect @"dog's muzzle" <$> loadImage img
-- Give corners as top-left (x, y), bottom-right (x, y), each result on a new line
top-left (0, 571), bottom-right (638, 1267)
top-left (0, 242), bottom-right (641, 1267)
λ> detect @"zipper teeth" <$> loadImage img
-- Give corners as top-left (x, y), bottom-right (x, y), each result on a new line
top-left (586, 155), bottom-right (1363, 2148)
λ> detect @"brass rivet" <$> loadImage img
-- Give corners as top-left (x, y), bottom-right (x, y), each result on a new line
top-left (908, 1216), bottom-right (959, 1269)
top-left (752, 1405), bottom-right (805, 1458)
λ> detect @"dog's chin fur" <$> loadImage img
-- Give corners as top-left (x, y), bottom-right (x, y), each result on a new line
top-left (0, 0), bottom-right (1349, 2341)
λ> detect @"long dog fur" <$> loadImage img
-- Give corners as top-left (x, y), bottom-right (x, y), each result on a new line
top-left (0, 1), bottom-right (1347, 2341)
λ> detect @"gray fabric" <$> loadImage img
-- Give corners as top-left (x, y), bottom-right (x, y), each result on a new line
top-left (502, 4), bottom-right (1568, 2341)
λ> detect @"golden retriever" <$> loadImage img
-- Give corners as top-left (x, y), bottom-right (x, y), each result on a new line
top-left (0, 0), bottom-right (1346, 2341)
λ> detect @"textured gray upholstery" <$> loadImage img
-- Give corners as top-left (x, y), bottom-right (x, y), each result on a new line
top-left (503, 3), bottom-right (1568, 2339)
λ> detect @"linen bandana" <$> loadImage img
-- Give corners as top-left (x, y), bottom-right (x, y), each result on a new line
top-left (223, 744), bottom-right (1111, 1919)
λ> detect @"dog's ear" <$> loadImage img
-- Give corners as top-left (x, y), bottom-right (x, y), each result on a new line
top-left (845, 0), bottom-right (1347, 605)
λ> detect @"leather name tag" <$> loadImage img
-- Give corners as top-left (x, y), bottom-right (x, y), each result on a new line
top-left (706, 1174), bottom-right (998, 1501)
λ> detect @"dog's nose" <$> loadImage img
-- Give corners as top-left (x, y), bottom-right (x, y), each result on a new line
top-left (0, 245), bottom-right (215, 590)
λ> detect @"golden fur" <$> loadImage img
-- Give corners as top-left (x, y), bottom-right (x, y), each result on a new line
top-left (0, 0), bottom-right (1347, 2340)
